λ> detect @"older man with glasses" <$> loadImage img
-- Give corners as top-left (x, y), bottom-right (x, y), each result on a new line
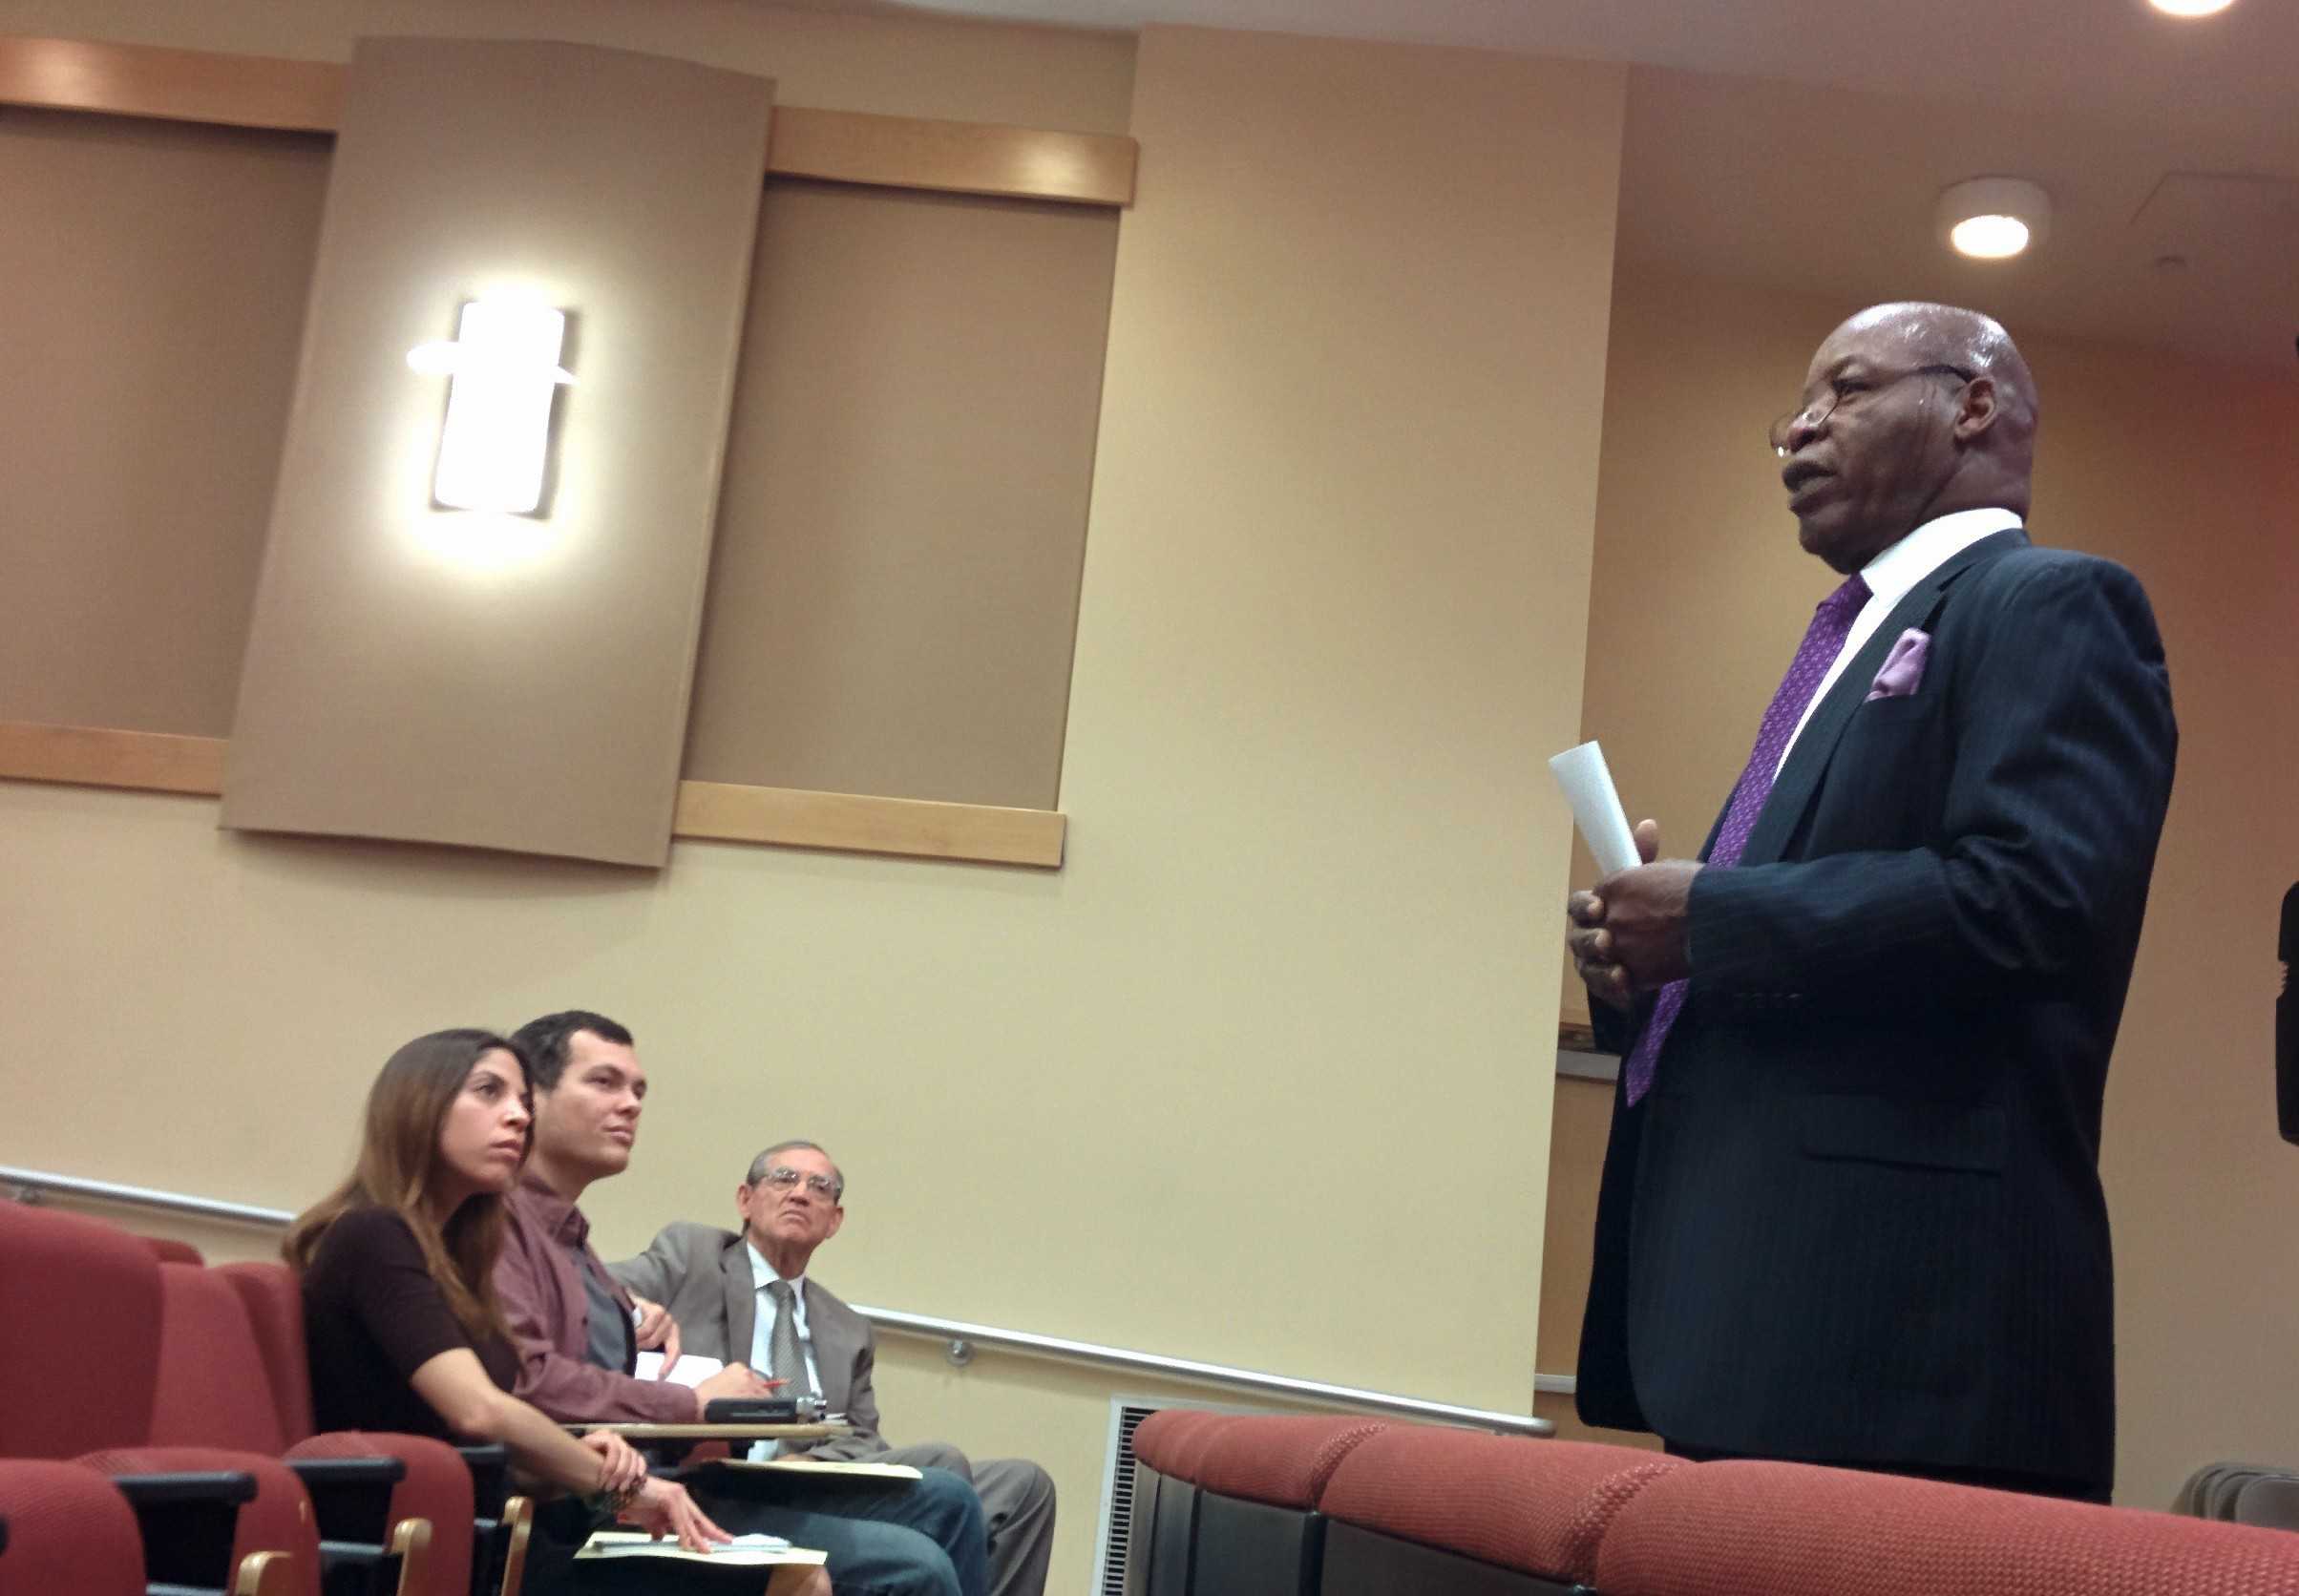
top-left (616, 1141), bottom-right (1057, 1596)
top-left (1565, 303), bottom-right (2177, 1502)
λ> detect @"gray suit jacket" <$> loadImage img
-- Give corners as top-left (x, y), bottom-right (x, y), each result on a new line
top-left (610, 1221), bottom-right (885, 1460)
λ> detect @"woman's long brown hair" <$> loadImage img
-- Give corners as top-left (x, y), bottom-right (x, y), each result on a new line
top-left (285, 1028), bottom-right (529, 1344)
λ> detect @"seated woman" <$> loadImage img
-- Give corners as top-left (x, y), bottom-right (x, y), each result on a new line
top-left (289, 1028), bottom-right (819, 1590)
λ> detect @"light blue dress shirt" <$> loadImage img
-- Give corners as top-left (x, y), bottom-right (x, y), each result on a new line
top-left (747, 1240), bottom-right (823, 1460)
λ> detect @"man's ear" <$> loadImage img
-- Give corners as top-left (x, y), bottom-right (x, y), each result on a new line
top-left (1952, 374), bottom-right (2001, 441)
top-left (824, 1206), bottom-right (844, 1243)
top-left (733, 1182), bottom-right (754, 1225)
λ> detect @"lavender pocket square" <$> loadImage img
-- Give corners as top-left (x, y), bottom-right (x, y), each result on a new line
top-left (1866, 628), bottom-right (1931, 701)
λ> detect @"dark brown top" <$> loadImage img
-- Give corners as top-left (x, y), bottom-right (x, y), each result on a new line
top-left (302, 1204), bottom-right (519, 1440)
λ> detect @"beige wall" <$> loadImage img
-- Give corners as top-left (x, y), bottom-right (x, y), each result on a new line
top-left (1571, 262), bottom-right (2299, 1504)
top-left (0, 10), bottom-right (1627, 1591)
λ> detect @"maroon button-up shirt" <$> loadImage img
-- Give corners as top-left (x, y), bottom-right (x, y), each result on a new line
top-left (496, 1174), bottom-right (695, 1423)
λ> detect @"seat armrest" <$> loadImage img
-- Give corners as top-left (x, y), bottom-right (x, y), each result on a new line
top-left (286, 1455), bottom-right (406, 1539)
top-left (106, 1470), bottom-right (258, 1593)
top-left (284, 1455), bottom-right (411, 1596)
top-left (455, 1444), bottom-right (511, 1517)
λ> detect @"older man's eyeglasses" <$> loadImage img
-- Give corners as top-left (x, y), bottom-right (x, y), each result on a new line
top-left (1769, 364), bottom-right (1973, 455)
top-left (758, 1166), bottom-right (842, 1201)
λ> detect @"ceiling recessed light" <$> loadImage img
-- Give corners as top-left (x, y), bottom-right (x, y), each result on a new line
top-left (1950, 215), bottom-right (2031, 259)
top-left (1937, 177), bottom-right (2051, 261)
top-left (2149, 0), bottom-right (2235, 16)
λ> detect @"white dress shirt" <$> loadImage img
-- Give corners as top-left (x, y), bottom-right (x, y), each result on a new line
top-left (746, 1241), bottom-right (823, 1460)
top-left (1777, 507), bottom-right (2023, 772)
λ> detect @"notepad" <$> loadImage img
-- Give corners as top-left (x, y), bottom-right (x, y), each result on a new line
top-left (578, 1530), bottom-right (826, 1566)
top-left (713, 1459), bottom-right (924, 1481)
top-left (633, 1351), bottom-right (726, 1386)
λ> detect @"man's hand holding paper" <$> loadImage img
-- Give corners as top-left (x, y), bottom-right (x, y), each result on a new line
top-left (1567, 819), bottom-right (1699, 1005)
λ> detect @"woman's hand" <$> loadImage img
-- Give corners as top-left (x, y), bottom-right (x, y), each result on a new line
top-left (580, 1429), bottom-right (650, 1499)
top-left (626, 1478), bottom-right (732, 1554)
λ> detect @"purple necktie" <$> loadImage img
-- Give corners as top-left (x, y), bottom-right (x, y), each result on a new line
top-left (1620, 573), bottom-right (1869, 1105)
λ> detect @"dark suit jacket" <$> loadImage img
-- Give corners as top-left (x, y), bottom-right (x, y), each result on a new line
top-left (1576, 529), bottom-right (2176, 1495)
top-left (611, 1222), bottom-right (889, 1460)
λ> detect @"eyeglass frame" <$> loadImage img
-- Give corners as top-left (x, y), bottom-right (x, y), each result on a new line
top-left (753, 1165), bottom-right (844, 1202)
top-left (1769, 363), bottom-right (1975, 455)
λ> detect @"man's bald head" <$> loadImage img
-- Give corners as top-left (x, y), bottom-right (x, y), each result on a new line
top-left (1779, 302), bottom-right (2038, 573)
top-left (1824, 301), bottom-right (2038, 451)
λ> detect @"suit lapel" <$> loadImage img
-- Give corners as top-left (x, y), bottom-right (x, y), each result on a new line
top-left (722, 1234), bottom-right (758, 1367)
top-left (1737, 529), bottom-right (2024, 868)
top-left (804, 1281), bottom-right (857, 1412)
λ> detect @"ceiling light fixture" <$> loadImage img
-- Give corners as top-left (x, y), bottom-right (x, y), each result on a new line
top-left (1937, 177), bottom-right (2051, 261)
top-left (2148, 0), bottom-right (2235, 16)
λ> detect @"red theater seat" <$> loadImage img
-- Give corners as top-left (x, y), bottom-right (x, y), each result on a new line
top-left (155, 1258), bottom-right (475, 1596)
top-left (0, 1204), bottom-right (465, 1596)
top-left (1188, 1416), bottom-right (1390, 1596)
top-left (0, 1203), bottom-right (162, 1459)
top-left (1594, 1460), bottom-right (2299, 1596)
top-left (1193, 1415), bottom-right (1387, 1509)
top-left (1319, 1428), bottom-right (1681, 1594)
top-left (0, 1459), bottom-right (149, 1595)
top-left (82, 1440), bottom-right (322, 1595)
top-left (1133, 1409), bottom-right (1234, 1482)
top-left (1129, 1410), bottom-right (1241, 1596)
top-left (220, 1259), bottom-right (483, 1596)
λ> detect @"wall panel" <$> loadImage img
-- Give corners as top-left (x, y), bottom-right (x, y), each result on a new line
top-left (221, 38), bottom-right (772, 866)
top-left (0, 109), bottom-right (326, 735)
top-left (685, 179), bottom-right (1115, 810)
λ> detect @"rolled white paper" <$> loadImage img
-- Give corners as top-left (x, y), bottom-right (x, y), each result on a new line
top-left (1548, 740), bottom-right (1640, 875)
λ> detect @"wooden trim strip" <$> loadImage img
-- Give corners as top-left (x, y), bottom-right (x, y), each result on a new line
top-left (0, 722), bottom-right (1068, 868)
top-left (673, 778), bottom-right (1066, 869)
top-left (767, 106), bottom-right (1135, 207)
top-left (0, 35), bottom-right (1136, 206)
top-left (0, 720), bottom-right (227, 795)
top-left (0, 35), bottom-right (340, 132)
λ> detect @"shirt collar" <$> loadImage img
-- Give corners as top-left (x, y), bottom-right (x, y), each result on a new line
top-left (515, 1172), bottom-right (589, 1248)
top-left (746, 1239), bottom-right (804, 1301)
top-left (1860, 507), bottom-right (2023, 610)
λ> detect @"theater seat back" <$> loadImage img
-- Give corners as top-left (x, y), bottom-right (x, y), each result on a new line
top-left (1192, 1417), bottom-right (1389, 1596)
top-left (143, 1236), bottom-right (206, 1265)
top-left (217, 1260), bottom-right (319, 1443)
top-left (0, 1458), bottom-right (150, 1594)
top-left (1595, 1460), bottom-right (2299, 1596)
top-left (0, 1203), bottom-right (162, 1458)
top-left (150, 1261), bottom-right (291, 1455)
top-left (1319, 1428), bottom-right (1680, 1591)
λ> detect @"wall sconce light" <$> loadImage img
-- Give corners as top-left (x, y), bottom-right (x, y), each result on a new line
top-left (407, 300), bottom-right (575, 514)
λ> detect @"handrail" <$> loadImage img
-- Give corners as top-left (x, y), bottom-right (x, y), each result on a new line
top-left (1, 1164), bottom-right (1564, 1429)
top-left (859, 1306), bottom-right (1560, 1430)
top-left (3, 1166), bottom-right (294, 1228)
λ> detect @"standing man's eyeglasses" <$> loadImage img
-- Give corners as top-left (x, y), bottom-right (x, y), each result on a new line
top-left (1770, 364), bottom-right (1974, 455)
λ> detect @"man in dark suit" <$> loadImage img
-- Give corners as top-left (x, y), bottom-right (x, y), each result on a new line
top-left (614, 1142), bottom-right (1057, 1596)
top-left (1566, 302), bottom-right (2177, 1502)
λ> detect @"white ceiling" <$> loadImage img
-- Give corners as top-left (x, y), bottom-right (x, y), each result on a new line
top-left (793, 0), bottom-right (2299, 369)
